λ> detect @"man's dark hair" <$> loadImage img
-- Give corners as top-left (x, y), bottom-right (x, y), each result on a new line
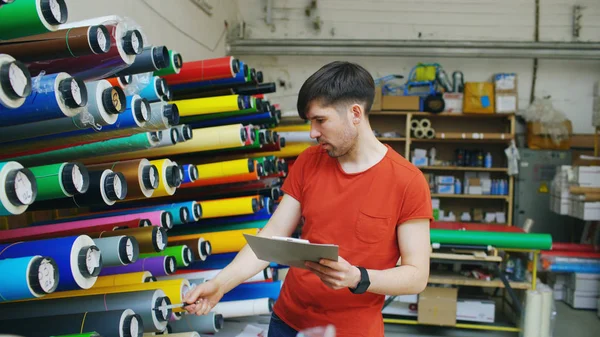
top-left (297, 61), bottom-right (375, 120)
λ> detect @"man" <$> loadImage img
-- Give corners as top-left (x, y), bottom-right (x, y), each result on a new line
top-left (184, 61), bottom-right (432, 337)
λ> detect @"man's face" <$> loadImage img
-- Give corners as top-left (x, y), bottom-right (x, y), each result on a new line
top-left (306, 102), bottom-right (358, 158)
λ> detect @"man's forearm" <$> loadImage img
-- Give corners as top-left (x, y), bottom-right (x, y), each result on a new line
top-left (212, 244), bottom-right (270, 293)
top-left (366, 264), bottom-right (429, 296)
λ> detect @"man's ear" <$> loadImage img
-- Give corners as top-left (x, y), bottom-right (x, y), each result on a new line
top-left (351, 104), bottom-right (364, 124)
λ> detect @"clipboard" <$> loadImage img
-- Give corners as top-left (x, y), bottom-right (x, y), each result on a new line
top-left (243, 234), bottom-right (339, 269)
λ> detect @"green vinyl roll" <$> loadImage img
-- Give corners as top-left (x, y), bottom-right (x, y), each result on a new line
top-left (140, 244), bottom-right (193, 268)
top-left (153, 49), bottom-right (181, 77)
top-left (28, 162), bottom-right (89, 201)
top-left (430, 229), bottom-right (552, 250)
top-left (171, 220), bottom-right (268, 236)
top-left (0, 0), bottom-right (67, 39)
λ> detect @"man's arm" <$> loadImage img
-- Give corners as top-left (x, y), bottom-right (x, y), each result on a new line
top-left (305, 218), bottom-right (430, 296)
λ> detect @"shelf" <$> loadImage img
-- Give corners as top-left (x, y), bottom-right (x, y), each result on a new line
top-left (431, 252), bottom-right (503, 263)
top-left (383, 317), bottom-right (521, 333)
top-left (419, 166), bottom-right (508, 172)
top-left (430, 194), bottom-right (509, 200)
top-left (428, 273), bottom-right (530, 290)
top-left (377, 137), bottom-right (406, 142)
top-left (370, 111), bottom-right (514, 118)
top-left (411, 137), bottom-right (512, 143)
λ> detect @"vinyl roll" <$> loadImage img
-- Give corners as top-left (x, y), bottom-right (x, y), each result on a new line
top-left (221, 281), bottom-right (282, 302)
top-left (151, 333), bottom-right (199, 337)
top-left (0, 25), bottom-right (111, 62)
top-left (0, 255), bottom-right (59, 302)
top-left (0, 290), bottom-right (171, 333)
top-left (188, 206), bottom-right (272, 228)
top-left (32, 211), bottom-right (164, 230)
top-left (0, 72), bottom-right (83, 126)
top-left (0, 309), bottom-right (143, 337)
top-left (196, 158), bottom-right (253, 180)
top-left (523, 290), bottom-right (542, 337)
top-left (171, 94), bottom-right (245, 117)
top-left (93, 226), bottom-right (167, 253)
top-left (99, 201), bottom-right (198, 225)
top-left (430, 229), bottom-right (552, 250)
top-left (88, 158), bottom-right (157, 200)
top-left (151, 158), bottom-right (180, 197)
top-left (165, 268), bottom-right (271, 284)
top-left (170, 228), bottom-right (259, 255)
top-left (107, 74), bottom-right (132, 89)
top-left (115, 45), bottom-right (169, 76)
top-left (199, 195), bottom-right (260, 219)
top-left (171, 61), bottom-right (248, 93)
top-left (182, 162), bottom-right (260, 189)
top-left (100, 256), bottom-right (176, 277)
top-left (171, 220), bottom-right (268, 236)
top-left (277, 131), bottom-right (313, 144)
top-left (92, 271), bottom-right (154, 288)
top-left (175, 124), bottom-right (193, 142)
top-left (0, 235), bottom-right (100, 291)
top-left (413, 127), bottom-right (426, 139)
top-left (161, 56), bottom-right (239, 85)
top-left (140, 245), bottom-right (194, 268)
top-left (167, 312), bottom-right (223, 334)
top-left (0, 0), bottom-right (68, 39)
top-left (540, 286), bottom-right (553, 337)
top-left (28, 162), bottom-right (89, 201)
top-left (419, 118), bottom-right (431, 129)
top-left (143, 102), bottom-right (179, 130)
top-left (93, 235), bottom-right (139, 266)
top-left (154, 127), bottom-right (180, 148)
top-left (179, 98), bottom-right (261, 124)
top-left (140, 76), bottom-right (168, 103)
top-left (189, 111), bottom-right (276, 129)
top-left (212, 298), bottom-right (273, 318)
top-left (424, 127), bottom-right (435, 139)
top-left (0, 161), bottom-right (37, 216)
top-left (85, 79), bottom-right (126, 125)
top-left (0, 54), bottom-right (32, 109)
top-left (167, 237), bottom-right (211, 262)
top-left (154, 49), bottom-right (182, 77)
top-left (181, 164), bottom-right (198, 184)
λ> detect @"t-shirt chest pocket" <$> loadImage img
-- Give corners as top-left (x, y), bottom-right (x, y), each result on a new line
top-left (354, 209), bottom-right (392, 244)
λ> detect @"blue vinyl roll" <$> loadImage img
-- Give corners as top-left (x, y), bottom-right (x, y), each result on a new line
top-left (0, 256), bottom-right (57, 302)
top-left (170, 61), bottom-right (248, 92)
top-left (0, 73), bottom-right (82, 126)
top-left (91, 95), bottom-right (148, 132)
top-left (0, 235), bottom-right (99, 291)
top-left (182, 164), bottom-right (197, 184)
top-left (186, 253), bottom-right (277, 271)
top-left (189, 111), bottom-right (272, 128)
top-left (139, 77), bottom-right (163, 103)
top-left (221, 281), bottom-right (281, 302)
top-left (549, 263), bottom-right (600, 274)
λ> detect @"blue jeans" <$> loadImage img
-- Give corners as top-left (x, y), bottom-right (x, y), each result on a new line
top-left (268, 312), bottom-right (298, 337)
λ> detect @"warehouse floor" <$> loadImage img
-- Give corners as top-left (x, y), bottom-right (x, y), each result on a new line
top-left (384, 301), bottom-right (600, 336)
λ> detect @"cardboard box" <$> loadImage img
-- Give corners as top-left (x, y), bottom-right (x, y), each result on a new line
top-left (463, 82), bottom-right (495, 114)
top-left (527, 121), bottom-right (573, 150)
top-left (436, 184), bottom-right (455, 194)
top-left (456, 299), bottom-right (495, 323)
top-left (565, 287), bottom-right (598, 309)
top-left (436, 176), bottom-right (455, 185)
top-left (412, 157), bottom-right (428, 167)
top-left (569, 273), bottom-right (600, 294)
top-left (468, 186), bottom-right (483, 195)
top-left (382, 96), bottom-right (420, 111)
top-left (495, 93), bottom-right (518, 113)
top-left (443, 93), bottom-right (463, 113)
top-left (371, 86), bottom-right (382, 111)
top-left (418, 287), bottom-right (457, 326)
top-left (494, 73), bottom-right (518, 93)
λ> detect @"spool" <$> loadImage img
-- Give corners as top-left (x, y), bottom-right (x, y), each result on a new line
top-left (221, 280), bottom-right (281, 302)
top-left (139, 76), bottom-right (168, 103)
top-left (93, 235), bottom-right (139, 266)
top-left (153, 49), bottom-right (182, 77)
top-left (167, 312), bottom-right (223, 334)
top-left (150, 158), bottom-right (180, 197)
top-left (181, 164), bottom-right (199, 184)
top-left (212, 298), bottom-right (273, 318)
top-left (413, 127), bottom-right (426, 139)
top-left (154, 127), bottom-right (180, 148)
top-left (0, 255), bottom-right (59, 302)
top-left (87, 158), bottom-right (157, 200)
top-left (115, 45), bottom-right (169, 76)
top-left (0, 161), bottom-right (37, 216)
top-left (140, 245), bottom-right (193, 268)
top-left (0, 235), bottom-right (100, 291)
top-left (424, 127), bottom-right (435, 139)
top-left (175, 124), bottom-right (193, 142)
top-left (0, 54), bottom-right (32, 109)
top-left (28, 162), bottom-right (89, 201)
top-left (419, 118), bottom-right (431, 129)
top-left (85, 79), bottom-right (126, 125)
top-left (100, 256), bottom-right (176, 277)
top-left (93, 226), bottom-right (167, 253)
top-left (0, 0), bottom-right (68, 39)
top-left (142, 102), bottom-right (179, 131)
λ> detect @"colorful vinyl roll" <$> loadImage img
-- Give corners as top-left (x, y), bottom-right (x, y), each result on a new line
top-left (0, 235), bottom-right (100, 291)
top-left (6, 132), bottom-right (160, 166)
top-left (171, 220), bottom-right (268, 236)
top-left (235, 82), bottom-right (276, 95)
top-left (0, 161), bottom-right (37, 216)
top-left (139, 76), bottom-right (168, 103)
top-left (54, 210), bottom-right (171, 231)
top-left (171, 61), bottom-right (248, 93)
top-left (161, 56), bottom-right (239, 85)
top-left (181, 164), bottom-right (198, 184)
top-left (189, 110), bottom-right (275, 128)
top-left (88, 158), bottom-right (158, 200)
top-left (115, 45), bottom-right (169, 76)
top-left (213, 298), bottom-right (274, 318)
top-left (93, 226), bottom-right (167, 254)
top-left (170, 228), bottom-right (259, 255)
top-left (0, 309), bottom-right (143, 337)
top-left (92, 271), bottom-right (154, 288)
top-left (179, 98), bottom-right (261, 124)
top-left (27, 20), bottom-right (143, 80)
top-left (196, 158), bottom-right (253, 180)
top-left (430, 229), bottom-right (552, 250)
top-left (0, 289), bottom-right (171, 333)
top-left (277, 131), bottom-right (313, 144)
top-left (168, 312), bottom-right (223, 334)
top-left (140, 245), bottom-right (193, 268)
top-left (166, 237), bottom-right (211, 262)
top-left (186, 252), bottom-right (234, 270)
top-left (153, 49), bottom-right (182, 77)
top-left (0, 255), bottom-right (59, 302)
top-left (0, 25), bottom-right (111, 62)
top-left (171, 94), bottom-right (245, 117)
top-left (0, 219), bottom-right (148, 244)
top-left (142, 102), bottom-right (179, 131)
top-left (93, 235), bottom-right (139, 266)
top-left (0, 0), bottom-right (68, 39)
top-left (222, 281), bottom-right (281, 302)
top-left (175, 124), bottom-right (193, 142)
top-left (191, 205), bottom-right (272, 228)
top-left (151, 158), bottom-right (181, 197)
top-left (0, 54), bottom-right (32, 109)
top-left (100, 256), bottom-right (176, 277)
top-left (84, 79), bottom-right (126, 125)
top-left (166, 268), bottom-right (271, 284)
top-left (154, 127), bottom-right (180, 148)
top-left (199, 195), bottom-right (260, 219)
top-left (28, 162), bottom-right (89, 201)
top-left (107, 74), bottom-right (132, 89)
top-left (182, 163), bottom-right (260, 189)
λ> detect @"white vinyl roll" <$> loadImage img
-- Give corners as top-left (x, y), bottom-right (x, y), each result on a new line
top-left (277, 132), bottom-right (314, 144)
top-left (212, 298), bottom-right (273, 318)
top-left (413, 127), bottom-right (426, 139)
top-left (424, 127), bottom-right (435, 139)
top-left (523, 290), bottom-right (542, 337)
top-left (85, 79), bottom-right (119, 126)
top-left (409, 119), bottom-right (420, 131)
top-left (419, 118), bottom-right (431, 129)
top-left (540, 286), bottom-right (553, 337)
top-left (158, 268), bottom-right (271, 283)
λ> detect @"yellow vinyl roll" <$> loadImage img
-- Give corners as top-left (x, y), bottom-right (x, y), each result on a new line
top-left (197, 159), bottom-right (252, 180)
top-left (259, 142), bottom-right (313, 158)
top-left (273, 124), bottom-right (311, 132)
top-left (150, 158), bottom-right (177, 197)
top-left (199, 196), bottom-right (258, 219)
top-left (172, 95), bottom-right (241, 117)
top-left (92, 271), bottom-right (153, 288)
top-left (170, 228), bottom-right (259, 254)
top-left (28, 279), bottom-right (191, 312)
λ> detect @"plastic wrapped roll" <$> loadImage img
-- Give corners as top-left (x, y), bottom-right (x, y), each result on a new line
top-left (115, 45), bottom-right (169, 77)
top-left (424, 127), bottom-right (435, 139)
top-left (413, 127), bottom-right (426, 139)
top-left (409, 118), bottom-right (420, 131)
top-left (0, 54), bottom-right (32, 109)
top-left (212, 298), bottom-right (274, 318)
top-left (419, 118), bottom-right (431, 129)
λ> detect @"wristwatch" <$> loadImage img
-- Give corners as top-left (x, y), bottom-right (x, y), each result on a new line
top-left (349, 266), bottom-right (370, 294)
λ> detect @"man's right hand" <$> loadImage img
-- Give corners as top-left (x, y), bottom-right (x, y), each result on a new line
top-left (183, 280), bottom-right (224, 316)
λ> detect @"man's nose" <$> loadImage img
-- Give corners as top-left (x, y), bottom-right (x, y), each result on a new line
top-left (310, 126), bottom-right (321, 139)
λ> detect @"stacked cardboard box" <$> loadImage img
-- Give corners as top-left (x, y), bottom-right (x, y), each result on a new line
top-left (564, 273), bottom-right (600, 309)
top-left (494, 73), bottom-right (518, 114)
top-left (551, 166), bottom-right (600, 220)
top-left (550, 166), bottom-right (572, 215)
top-left (548, 273), bottom-right (568, 301)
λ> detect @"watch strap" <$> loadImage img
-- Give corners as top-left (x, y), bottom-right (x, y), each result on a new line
top-left (349, 266), bottom-right (370, 294)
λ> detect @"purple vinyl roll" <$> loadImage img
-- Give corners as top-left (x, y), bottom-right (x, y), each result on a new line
top-left (99, 256), bottom-right (175, 277)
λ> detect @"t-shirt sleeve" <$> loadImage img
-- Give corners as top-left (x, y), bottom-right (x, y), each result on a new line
top-left (397, 172), bottom-right (433, 225)
top-left (281, 148), bottom-right (311, 203)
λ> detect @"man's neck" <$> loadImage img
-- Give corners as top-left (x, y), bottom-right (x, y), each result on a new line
top-left (337, 128), bottom-right (388, 174)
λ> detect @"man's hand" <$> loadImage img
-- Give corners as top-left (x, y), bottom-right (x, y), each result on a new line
top-left (305, 256), bottom-right (361, 290)
top-left (182, 280), bottom-right (224, 316)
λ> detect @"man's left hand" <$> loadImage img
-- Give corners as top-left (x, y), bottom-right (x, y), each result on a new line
top-left (305, 256), bottom-right (361, 290)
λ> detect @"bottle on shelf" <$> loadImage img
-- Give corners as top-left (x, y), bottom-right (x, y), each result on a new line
top-left (484, 152), bottom-right (492, 168)
top-left (454, 178), bottom-right (462, 194)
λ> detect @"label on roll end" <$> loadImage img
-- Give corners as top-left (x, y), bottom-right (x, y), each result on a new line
top-left (126, 238), bottom-right (134, 261)
top-left (86, 249), bottom-right (101, 275)
top-left (72, 165), bottom-right (84, 192)
top-left (49, 0), bottom-right (62, 23)
top-left (156, 230), bottom-right (165, 250)
top-left (14, 171), bottom-right (33, 205)
top-left (131, 34), bottom-right (140, 52)
top-left (71, 80), bottom-right (82, 106)
top-left (97, 28), bottom-right (108, 52)
top-left (38, 258), bottom-right (56, 293)
top-left (9, 63), bottom-right (27, 97)
top-left (113, 174), bottom-right (123, 199)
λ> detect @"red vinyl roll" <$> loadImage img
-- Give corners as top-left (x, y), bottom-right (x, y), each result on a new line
top-left (430, 222), bottom-right (526, 233)
top-left (551, 243), bottom-right (599, 252)
top-left (161, 56), bottom-right (238, 85)
top-left (0, 219), bottom-right (147, 243)
top-left (540, 251), bottom-right (600, 259)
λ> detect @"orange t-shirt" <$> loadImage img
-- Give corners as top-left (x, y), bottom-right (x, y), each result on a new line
top-left (273, 144), bottom-right (432, 337)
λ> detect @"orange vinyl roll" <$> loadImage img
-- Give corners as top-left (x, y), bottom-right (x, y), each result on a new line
top-left (169, 228), bottom-right (260, 254)
top-left (106, 76), bottom-right (130, 89)
top-left (92, 271), bottom-right (154, 288)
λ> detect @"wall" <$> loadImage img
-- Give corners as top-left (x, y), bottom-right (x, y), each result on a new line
top-left (232, 0), bottom-right (600, 134)
top-left (64, 0), bottom-right (238, 61)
